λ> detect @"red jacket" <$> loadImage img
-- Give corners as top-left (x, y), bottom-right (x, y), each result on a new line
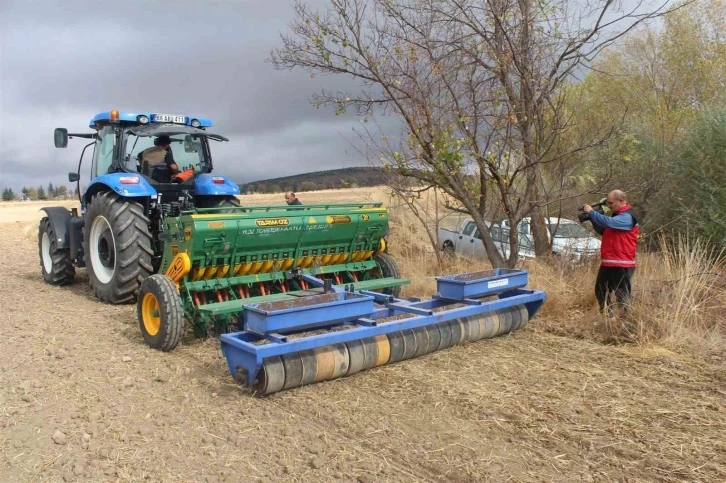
top-left (590, 204), bottom-right (639, 268)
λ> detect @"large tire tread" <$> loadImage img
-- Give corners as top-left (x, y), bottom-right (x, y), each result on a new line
top-left (83, 191), bottom-right (154, 304)
top-left (196, 195), bottom-right (242, 213)
top-left (137, 274), bottom-right (184, 352)
top-left (38, 217), bottom-right (75, 285)
top-left (373, 252), bottom-right (402, 298)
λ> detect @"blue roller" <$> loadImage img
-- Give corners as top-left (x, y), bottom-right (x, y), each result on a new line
top-left (220, 268), bottom-right (546, 396)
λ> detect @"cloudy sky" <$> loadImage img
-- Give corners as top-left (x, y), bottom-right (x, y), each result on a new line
top-left (0, 0), bottom-right (378, 193)
top-left (1, 0), bottom-right (668, 195)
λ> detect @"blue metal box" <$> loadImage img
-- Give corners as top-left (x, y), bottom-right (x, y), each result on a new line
top-left (435, 268), bottom-right (529, 300)
top-left (242, 291), bottom-right (376, 334)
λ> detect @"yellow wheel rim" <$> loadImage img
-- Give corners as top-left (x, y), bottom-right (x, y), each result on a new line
top-left (142, 293), bottom-right (161, 336)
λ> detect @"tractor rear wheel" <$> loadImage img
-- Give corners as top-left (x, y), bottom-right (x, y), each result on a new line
top-left (137, 274), bottom-right (184, 352)
top-left (195, 195), bottom-right (241, 213)
top-left (38, 217), bottom-right (75, 285)
top-left (83, 191), bottom-right (154, 304)
top-left (371, 253), bottom-right (402, 298)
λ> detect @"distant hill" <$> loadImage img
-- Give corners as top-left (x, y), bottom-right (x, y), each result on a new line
top-left (239, 167), bottom-right (390, 194)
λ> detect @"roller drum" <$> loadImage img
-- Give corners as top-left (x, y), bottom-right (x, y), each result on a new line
top-left (436, 321), bottom-right (453, 351)
top-left (299, 349), bottom-right (318, 386)
top-left (516, 304), bottom-right (530, 330)
top-left (345, 339), bottom-right (367, 376)
top-left (387, 331), bottom-right (406, 364)
top-left (496, 308), bottom-right (513, 336)
top-left (412, 326), bottom-right (429, 358)
top-left (447, 319), bottom-right (462, 349)
top-left (457, 317), bottom-right (470, 344)
top-left (400, 329), bottom-right (418, 361)
top-left (466, 315), bottom-right (482, 342)
top-left (330, 343), bottom-right (350, 379)
top-left (506, 305), bottom-right (525, 333)
top-left (507, 306), bottom-right (522, 332)
top-left (360, 337), bottom-right (380, 371)
top-left (482, 312), bottom-right (499, 339)
top-left (373, 334), bottom-right (391, 367)
top-left (424, 324), bottom-right (441, 354)
top-left (313, 346), bottom-right (337, 382)
top-left (254, 356), bottom-right (286, 396)
top-left (281, 352), bottom-right (304, 390)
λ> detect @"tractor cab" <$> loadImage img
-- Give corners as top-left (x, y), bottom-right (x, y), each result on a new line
top-left (48, 109), bottom-right (241, 285)
top-left (54, 110), bottom-right (236, 206)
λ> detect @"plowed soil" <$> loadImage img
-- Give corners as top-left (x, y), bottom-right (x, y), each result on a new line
top-left (1, 199), bottom-right (725, 482)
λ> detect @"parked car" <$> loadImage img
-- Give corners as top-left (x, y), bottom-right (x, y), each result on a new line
top-left (500, 216), bottom-right (600, 262)
top-left (438, 218), bottom-right (535, 261)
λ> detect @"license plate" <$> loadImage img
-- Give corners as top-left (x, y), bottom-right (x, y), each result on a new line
top-left (153, 114), bottom-right (186, 123)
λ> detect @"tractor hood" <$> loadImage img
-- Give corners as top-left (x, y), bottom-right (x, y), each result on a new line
top-left (126, 123), bottom-right (229, 142)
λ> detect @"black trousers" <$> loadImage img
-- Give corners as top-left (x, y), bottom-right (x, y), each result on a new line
top-left (595, 266), bottom-right (634, 315)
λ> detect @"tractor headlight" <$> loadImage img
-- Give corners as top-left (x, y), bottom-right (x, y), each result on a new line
top-left (137, 115), bottom-right (149, 124)
top-left (190, 119), bottom-right (201, 128)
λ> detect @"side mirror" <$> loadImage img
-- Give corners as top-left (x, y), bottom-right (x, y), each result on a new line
top-left (68, 172), bottom-right (80, 182)
top-left (54, 128), bottom-right (68, 148)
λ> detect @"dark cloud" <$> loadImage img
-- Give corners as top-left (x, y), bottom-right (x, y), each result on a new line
top-left (0, 0), bottom-right (381, 192)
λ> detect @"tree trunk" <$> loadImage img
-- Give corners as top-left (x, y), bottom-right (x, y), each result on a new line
top-left (526, 175), bottom-right (549, 260)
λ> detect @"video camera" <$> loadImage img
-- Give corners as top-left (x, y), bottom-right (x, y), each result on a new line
top-left (577, 198), bottom-right (607, 223)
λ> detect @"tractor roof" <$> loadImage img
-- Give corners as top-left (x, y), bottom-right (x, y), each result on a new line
top-left (89, 110), bottom-right (213, 129)
top-left (126, 123), bottom-right (229, 142)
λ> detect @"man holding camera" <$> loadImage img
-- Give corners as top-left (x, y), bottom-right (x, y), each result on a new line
top-left (583, 190), bottom-right (639, 321)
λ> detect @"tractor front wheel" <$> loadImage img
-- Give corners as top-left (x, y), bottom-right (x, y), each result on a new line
top-left (38, 217), bottom-right (75, 285)
top-left (83, 191), bottom-right (153, 304)
top-left (137, 274), bottom-right (184, 352)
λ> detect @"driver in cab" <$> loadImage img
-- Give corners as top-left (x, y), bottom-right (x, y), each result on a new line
top-left (139, 135), bottom-right (179, 178)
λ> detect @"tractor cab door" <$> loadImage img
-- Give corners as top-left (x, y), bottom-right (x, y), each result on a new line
top-left (90, 125), bottom-right (118, 179)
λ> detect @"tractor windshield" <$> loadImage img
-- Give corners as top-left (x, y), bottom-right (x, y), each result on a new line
top-left (122, 132), bottom-right (210, 174)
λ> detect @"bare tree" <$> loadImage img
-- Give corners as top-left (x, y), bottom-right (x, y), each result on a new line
top-left (269, 0), bottom-right (687, 267)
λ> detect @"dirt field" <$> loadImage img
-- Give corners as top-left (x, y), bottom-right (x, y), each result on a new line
top-left (1, 196), bottom-right (725, 482)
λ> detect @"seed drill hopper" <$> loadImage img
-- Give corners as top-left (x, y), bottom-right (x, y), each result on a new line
top-left (138, 201), bottom-right (546, 396)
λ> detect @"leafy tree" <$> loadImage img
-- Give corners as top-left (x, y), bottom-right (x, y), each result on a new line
top-left (2, 188), bottom-right (15, 201)
top-left (37, 186), bottom-right (47, 200)
top-left (269, 0), bottom-right (684, 267)
top-left (661, 109), bottom-right (726, 252)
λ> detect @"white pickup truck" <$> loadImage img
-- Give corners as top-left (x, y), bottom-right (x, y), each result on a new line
top-left (501, 217), bottom-right (601, 261)
top-left (438, 216), bottom-right (600, 262)
top-left (438, 218), bottom-right (536, 261)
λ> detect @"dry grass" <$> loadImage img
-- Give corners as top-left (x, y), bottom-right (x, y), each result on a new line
top-left (372, 188), bottom-right (726, 359)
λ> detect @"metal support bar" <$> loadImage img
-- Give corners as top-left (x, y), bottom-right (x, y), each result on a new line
top-left (385, 303), bottom-right (433, 317)
top-left (263, 333), bottom-right (288, 344)
top-left (353, 318), bottom-right (377, 327)
top-left (433, 295), bottom-right (483, 306)
top-left (300, 273), bottom-right (325, 287)
top-left (358, 290), bottom-right (394, 304)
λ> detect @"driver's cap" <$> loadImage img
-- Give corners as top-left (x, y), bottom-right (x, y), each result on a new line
top-left (155, 135), bottom-right (172, 146)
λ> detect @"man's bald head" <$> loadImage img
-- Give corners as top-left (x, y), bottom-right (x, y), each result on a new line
top-left (609, 190), bottom-right (626, 202)
top-left (607, 190), bottom-right (627, 211)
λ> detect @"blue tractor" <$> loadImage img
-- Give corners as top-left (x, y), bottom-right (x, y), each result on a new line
top-left (38, 110), bottom-right (241, 304)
